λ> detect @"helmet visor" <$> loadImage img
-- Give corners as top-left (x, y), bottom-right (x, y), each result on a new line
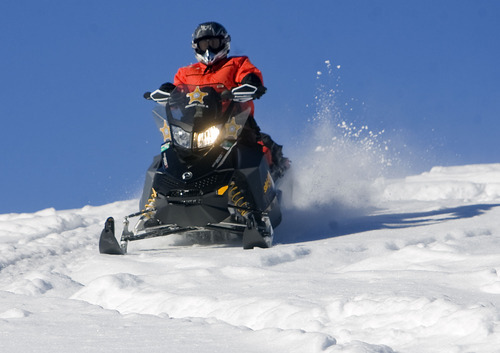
top-left (197, 37), bottom-right (221, 52)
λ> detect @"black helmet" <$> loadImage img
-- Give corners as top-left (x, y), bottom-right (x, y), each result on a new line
top-left (191, 22), bottom-right (231, 65)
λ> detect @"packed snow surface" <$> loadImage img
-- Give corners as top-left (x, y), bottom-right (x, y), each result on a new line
top-left (2, 163), bottom-right (500, 352)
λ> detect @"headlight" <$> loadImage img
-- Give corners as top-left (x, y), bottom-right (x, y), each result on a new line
top-left (172, 125), bottom-right (191, 149)
top-left (194, 126), bottom-right (220, 149)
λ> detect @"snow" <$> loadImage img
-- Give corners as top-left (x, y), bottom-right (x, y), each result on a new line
top-left (2, 163), bottom-right (500, 352)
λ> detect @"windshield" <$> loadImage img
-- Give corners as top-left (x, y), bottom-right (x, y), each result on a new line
top-left (151, 83), bottom-right (251, 150)
top-left (166, 84), bottom-right (230, 131)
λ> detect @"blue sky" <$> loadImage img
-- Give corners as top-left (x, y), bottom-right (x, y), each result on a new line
top-left (1, 0), bottom-right (499, 213)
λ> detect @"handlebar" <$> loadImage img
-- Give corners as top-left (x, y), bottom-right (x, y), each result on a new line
top-left (144, 84), bottom-right (264, 103)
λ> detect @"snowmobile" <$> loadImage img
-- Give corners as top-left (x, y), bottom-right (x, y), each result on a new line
top-left (99, 83), bottom-right (286, 254)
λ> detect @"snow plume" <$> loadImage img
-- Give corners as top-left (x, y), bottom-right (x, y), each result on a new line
top-left (278, 61), bottom-right (395, 241)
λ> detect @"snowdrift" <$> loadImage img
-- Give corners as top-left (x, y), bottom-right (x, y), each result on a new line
top-left (1, 164), bottom-right (500, 353)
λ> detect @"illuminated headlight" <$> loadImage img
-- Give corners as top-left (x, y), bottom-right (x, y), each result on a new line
top-left (194, 126), bottom-right (220, 149)
top-left (172, 125), bottom-right (191, 149)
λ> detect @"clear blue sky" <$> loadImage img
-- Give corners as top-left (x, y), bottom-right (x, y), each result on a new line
top-left (1, 0), bottom-right (499, 213)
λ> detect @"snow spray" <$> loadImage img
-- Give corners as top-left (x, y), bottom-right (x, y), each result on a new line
top-left (277, 61), bottom-right (397, 242)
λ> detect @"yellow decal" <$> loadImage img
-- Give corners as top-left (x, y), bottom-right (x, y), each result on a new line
top-left (224, 116), bottom-right (242, 140)
top-left (216, 185), bottom-right (229, 196)
top-left (160, 120), bottom-right (171, 142)
top-left (186, 86), bottom-right (208, 105)
top-left (263, 172), bottom-right (272, 194)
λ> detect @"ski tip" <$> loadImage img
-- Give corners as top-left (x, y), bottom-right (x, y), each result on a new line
top-left (99, 217), bottom-right (124, 255)
top-left (104, 216), bottom-right (114, 228)
top-left (242, 227), bottom-right (271, 250)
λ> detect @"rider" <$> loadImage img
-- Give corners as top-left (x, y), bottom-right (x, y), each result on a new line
top-left (157, 21), bottom-right (288, 177)
top-left (141, 22), bottom-right (288, 225)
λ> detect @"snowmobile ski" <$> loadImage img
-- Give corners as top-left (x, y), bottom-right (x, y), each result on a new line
top-left (99, 217), bottom-right (124, 255)
top-left (242, 227), bottom-right (271, 249)
top-left (242, 214), bottom-right (273, 249)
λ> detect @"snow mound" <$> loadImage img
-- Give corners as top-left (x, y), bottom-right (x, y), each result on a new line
top-left (380, 164), bottom-right (500, 202)
top-left (2, 164), bottom-right (500, 352)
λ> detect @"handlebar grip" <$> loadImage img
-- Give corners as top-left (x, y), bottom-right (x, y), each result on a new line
top-left (221, 90), bottom-right (234, 101)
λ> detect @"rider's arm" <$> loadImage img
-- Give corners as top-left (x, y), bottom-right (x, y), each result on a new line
top-left (235, 57), bottom-right (266, 99)
top-left (241, 73), bottom-right (263, 87)
top-left (173, 66), bottom-right (188, 86)
top-left (235, 57), bottom-right (263, 86)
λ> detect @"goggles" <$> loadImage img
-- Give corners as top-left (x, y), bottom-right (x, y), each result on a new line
top-left (196, 37), bottom-right (222, 52)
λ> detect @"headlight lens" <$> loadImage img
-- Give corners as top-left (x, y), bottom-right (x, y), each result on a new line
top-left (194, 126), bottom-right (220, 149)
top-left (171, 125), bottom-right (220, 149)
top-left (172, 125), bottom-right (191, 149)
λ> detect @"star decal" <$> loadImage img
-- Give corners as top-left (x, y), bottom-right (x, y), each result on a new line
top-left (160, 120), bottom-right (171, 142)
top-left (224, 116), bottom-right (243, 140)
top-left (186, 86), bottom-right (208, 105)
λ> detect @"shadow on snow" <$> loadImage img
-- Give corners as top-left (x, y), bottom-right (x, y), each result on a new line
top-left (274, 203), bottom-right (500, 245)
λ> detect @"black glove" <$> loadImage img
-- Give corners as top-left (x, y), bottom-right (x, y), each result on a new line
top-left (143, 82), bottom-right (176, 100)
top-left (241, 73), bottom-right (266, 99)
top-left (159, 82), bottom-right (176, 93)
top-left (254, 85), bottom-right (267, 99)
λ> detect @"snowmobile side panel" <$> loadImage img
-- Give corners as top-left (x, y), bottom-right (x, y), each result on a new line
top-left (99, 217), bottom-right (124, 255)
top-left (264, 194), bottom-right (282, 229)
top-left (139, 154), bottom-right (162, 210)
top-left (235, 147), bottom-right (279, 212)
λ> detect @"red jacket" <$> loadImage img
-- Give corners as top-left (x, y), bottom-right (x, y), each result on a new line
top-left (174, 56), bottom-right (263, 88)
top-left (174, 56), bottom-right (263, 114)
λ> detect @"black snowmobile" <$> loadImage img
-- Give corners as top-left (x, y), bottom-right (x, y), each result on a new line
top-left (99, 83), bottom-right (286, 254)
